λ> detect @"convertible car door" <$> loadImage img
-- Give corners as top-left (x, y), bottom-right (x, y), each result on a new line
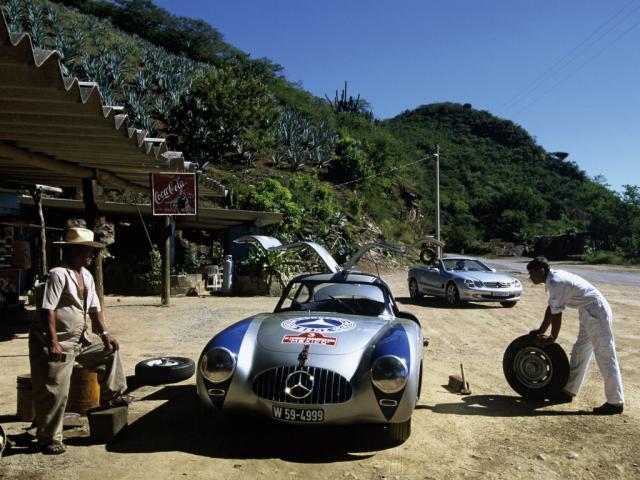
top-left (422, 260), bottom-right (447, 295)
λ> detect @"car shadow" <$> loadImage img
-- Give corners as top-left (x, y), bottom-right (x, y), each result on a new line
top-left (417, 394), bottom-right (592, 417)
top-left (96, 384), bottom-right (399, 461)
top-left (395, 297), bottom-right (500, 310)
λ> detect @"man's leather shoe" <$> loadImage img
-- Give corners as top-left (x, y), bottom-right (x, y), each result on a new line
top-left (592, 402), bottom-right (623, 415)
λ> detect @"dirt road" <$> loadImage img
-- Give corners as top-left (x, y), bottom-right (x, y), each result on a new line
top-left (1, 269), bottom-right (638, 479)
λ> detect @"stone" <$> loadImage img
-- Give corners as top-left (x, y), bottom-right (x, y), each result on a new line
top-left (536, 453), bottom-right (547, 461)
top-left (566, 452), bottom-right (579, 460)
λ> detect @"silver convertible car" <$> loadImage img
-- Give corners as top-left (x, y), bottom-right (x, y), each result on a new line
top-left (408, 256), bottom-right (522, 307)
top-left (196, 238), bottom-right (424, 442)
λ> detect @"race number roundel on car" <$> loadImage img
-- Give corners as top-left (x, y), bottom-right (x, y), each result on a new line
top-left (281, 317), bottom-right (356, 334)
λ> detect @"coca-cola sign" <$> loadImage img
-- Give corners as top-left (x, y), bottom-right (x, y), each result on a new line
top-left (151, 173), bottom-right (197, 215)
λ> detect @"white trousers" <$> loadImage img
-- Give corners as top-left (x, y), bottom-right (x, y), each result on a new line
top-left (564, 299), bottom-right (624, 404)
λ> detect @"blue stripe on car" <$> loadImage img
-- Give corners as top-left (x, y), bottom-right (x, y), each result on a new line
top-left (371, 323), bottom-right (411, 420)
top-left (201, 318), bottom-right (253, 408)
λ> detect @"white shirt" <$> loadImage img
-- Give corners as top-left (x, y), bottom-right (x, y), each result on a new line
top-left (40, 266), bottom-right (101, 342)
top-left (545, 269), bottom-right (604, 314)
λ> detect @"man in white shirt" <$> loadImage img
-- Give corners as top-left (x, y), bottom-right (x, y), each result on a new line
top-left (29, 227), bottom-right (130, 454)
top-left (527, 257), bottom-right (624, 414)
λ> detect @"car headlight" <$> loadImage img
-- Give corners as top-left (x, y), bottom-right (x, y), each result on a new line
top-left (370, 355), bottom-right (409, 393)
top-left (464, 279), bottom-right (484, 288)
top-left (200, 347), bottom-right (236, 383)
top-left (512, 279), bottom-right (522, 288)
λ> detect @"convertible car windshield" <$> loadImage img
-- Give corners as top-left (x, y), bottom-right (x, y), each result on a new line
top-left (442, 258), bottom-right (491, 272)
top-left (278, 281), bottom-right (390, 317)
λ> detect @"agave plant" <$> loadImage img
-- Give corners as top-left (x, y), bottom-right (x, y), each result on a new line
top-left (24, 0), bottom-right (47, 48)
top-left (1, 0), bottom-right (24, 32)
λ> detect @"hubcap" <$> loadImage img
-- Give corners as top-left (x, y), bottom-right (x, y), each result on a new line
top-left (447, 285), bottom-right (456, 303)
top-left (513, 347), bottom-right (553, 389)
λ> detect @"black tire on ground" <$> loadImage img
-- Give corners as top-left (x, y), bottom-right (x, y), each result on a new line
top-left (502, 334), bottom-right (570, 401)
top-left (408, 278), bottom-right (423, 299)
top-left (500, 301), bottom-right (518, 308)
top-left (387, 419), bottom-right (411, 443)
top-left (135, 356), bottom-right (195, 385)
top-left (445, 282), bottom-right (460, 306)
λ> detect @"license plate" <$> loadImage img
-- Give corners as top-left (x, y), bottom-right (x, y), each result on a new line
top-left (272, 405), bottom-right (324, 423)
top-left (492, 292), bottom-right (510, 297)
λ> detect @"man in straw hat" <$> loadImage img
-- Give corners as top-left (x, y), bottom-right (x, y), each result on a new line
top-left (29, 227), bottom-right (131, 454)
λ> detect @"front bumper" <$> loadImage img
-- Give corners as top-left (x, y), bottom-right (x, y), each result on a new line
top-left (458, 287), bottom-right (522, 302)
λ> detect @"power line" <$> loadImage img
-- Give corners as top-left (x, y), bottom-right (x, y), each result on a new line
top-left (511, 15), bottom-right (640, 116)
top-left (336, 156), bottom-right (431, 187)
top-left (498, 0), bottom-right (640, 115)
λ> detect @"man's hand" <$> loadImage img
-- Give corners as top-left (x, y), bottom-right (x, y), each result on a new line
top-left (48, 340), bottom-right (65, 362)
top-left (101, 334), bottom-right (120, 351)
top-left (534, 334), bottom-right (556, 347)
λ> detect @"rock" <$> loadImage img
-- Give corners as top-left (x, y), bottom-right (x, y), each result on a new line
top-left (536, 453), bottom-right (547, 461)
top-left (233, 464), bottom-right (242, 469)
top-left (615, 465), bottom-right (624, 473)
top-left (567, 452), bottom-right (579, 460)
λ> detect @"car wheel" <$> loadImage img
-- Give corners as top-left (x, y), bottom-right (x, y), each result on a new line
top-left (501, 301), bottom-right (518, 308)
top-left (408, 278), bottom-right (422, 299)
top-left (387, 419), bottom-right (411, 443)
top-left (502, 334), bottom-right (569, 401)
top-left (445, 283), bottom-right (460, 306)
top-left (135, 356), bottom-right (195, 385)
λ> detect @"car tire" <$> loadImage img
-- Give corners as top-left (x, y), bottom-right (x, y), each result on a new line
top-left (387, 419), bottom-right (411, 443)
top-left (500, 301), bottom-right (518, 308)
top-left (502, 334), bottom-right (570, 401)
top-left (135, 356), bottom-right (195, 385)
top-left (408, 278), bottom-right (423, 299)
top-left (445, 283), bottom-right (460, 306)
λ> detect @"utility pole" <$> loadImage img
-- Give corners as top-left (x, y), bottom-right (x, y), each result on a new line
top-left (434, 145), bottom-right (441, 258)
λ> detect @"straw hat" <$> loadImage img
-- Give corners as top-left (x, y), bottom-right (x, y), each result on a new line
top-left (53, 227), bottom-right (104, 248)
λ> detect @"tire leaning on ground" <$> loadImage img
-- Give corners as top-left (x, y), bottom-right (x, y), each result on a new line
top-left (502, 334), bottom-right (570, 401)
top-left (135, 356), bottom-right (196, 385)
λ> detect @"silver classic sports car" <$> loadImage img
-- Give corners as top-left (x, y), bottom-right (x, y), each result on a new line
top-left (196, 238), bottom-right (424, 442)
top-left (408, 256), bottom-right (522, 307)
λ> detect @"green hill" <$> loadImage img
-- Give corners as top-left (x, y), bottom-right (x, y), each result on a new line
top-left (3, 0), bottom-right (639, 262)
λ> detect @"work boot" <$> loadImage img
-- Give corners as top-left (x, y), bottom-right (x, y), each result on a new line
top-left (592, 402), bottom-right (624, 415)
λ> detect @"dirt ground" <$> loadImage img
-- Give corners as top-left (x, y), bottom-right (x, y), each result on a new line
top-left (1, 267), bottom-right (639, 479)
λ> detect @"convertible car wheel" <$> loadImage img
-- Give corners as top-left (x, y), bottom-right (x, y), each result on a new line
top-left (387, 419), bottom-right (411, 443)
top-left (445, 283), bottom-right (460, 306)
top-left (409, 278), bottom-right (422, 299)
top-left (135, 356), bottom-right (195, 385)
top-left (502, 334), bottom-right (569, 400)
top-left (500, 301), bottom-right (518, 308)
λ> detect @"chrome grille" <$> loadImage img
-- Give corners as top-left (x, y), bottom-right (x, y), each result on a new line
top-left (252, 365), bottom-right (352, 404)
top-left (484, 282), bottom-right (510, 288)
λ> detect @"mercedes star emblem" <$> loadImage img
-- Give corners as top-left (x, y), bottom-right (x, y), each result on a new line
top-left (284, 370), bottom-right (314, 400)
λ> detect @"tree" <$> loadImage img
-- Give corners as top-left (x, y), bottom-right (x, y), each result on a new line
top-left (242, 179), bottom-right (302, 233)
top-left (166, 65), bottom-right (279, 165)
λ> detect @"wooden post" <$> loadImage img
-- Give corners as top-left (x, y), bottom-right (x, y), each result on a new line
top-left (161, 215), bottom-right (171, 305)
top-left (32, 188), bottom-right (47, 277)
top-left (82, 178), bottom-right (105, 308)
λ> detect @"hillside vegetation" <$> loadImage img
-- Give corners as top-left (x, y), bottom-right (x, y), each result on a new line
top-left (3, 0), bottom-right (639, 263)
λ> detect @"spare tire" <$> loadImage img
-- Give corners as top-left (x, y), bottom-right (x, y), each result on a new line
top-left (135, 356), bottom-right (195, 385)
top-left (503, 334), bottom-right (570, 401)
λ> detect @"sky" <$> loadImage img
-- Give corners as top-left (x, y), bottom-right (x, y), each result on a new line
top-left (154, 0), bottom-right (639, 193)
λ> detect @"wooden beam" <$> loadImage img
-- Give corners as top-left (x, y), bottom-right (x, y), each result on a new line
top-left (0, 141), bottom-right (148, 194)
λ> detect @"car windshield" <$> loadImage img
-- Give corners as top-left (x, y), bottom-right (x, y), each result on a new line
top-left (277, 280), bottom-right (390, 317)
top-left (442, 258), bottom-right (491, 272)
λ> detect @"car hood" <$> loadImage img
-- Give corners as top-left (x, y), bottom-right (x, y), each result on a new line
top-left (456, 271), bottom-right (517, 284)
top-left (256, 311), bottom-right (393, 355)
